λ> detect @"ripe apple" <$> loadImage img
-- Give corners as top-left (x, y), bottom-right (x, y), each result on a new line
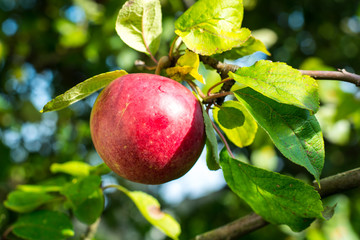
top-left (90, 73), bottom-right (205, 184)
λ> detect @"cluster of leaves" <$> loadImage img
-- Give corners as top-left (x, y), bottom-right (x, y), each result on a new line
top-left (4, 0), bottom-right (329, 239)
top-left (4, 161), bottom-right (179, 240)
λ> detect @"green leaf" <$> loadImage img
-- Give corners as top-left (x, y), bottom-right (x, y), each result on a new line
top-left (50, 161), bottom-right (92, 177)
top-left (90, 163), bottom-right (112, 176)
top-left (215, 35), bottom-right (270, 61)
top-left (116, 0), bottom-right (162, 55)
top-left (229, 60), bottom-right (319, 112)
top-left (202, 107), bottom-right (220, 170)
top-left (234, 88), bottom-right (324, 182)
top-left (41, 70), bottom-right (127, 113)
top-left (17, 177), bottom-right (67, 193)
top-left (4, 191), bottom-right (56, 213)
top-left (111, 185), bottom-right (181, 240)
top-left (220, 148), bottom-right (324, 232)
top-left (213, 100), bottom-right (257, 148)
top-left (175, 0), bottom-right (251, 55)
top-left (12, 210), bottom-right (74, 240)
top-left (61, 175), bottom-right (104, 224)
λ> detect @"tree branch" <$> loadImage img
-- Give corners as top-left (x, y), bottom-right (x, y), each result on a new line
top-left (199, 56), bottom-right (360, 105)
top-left (300, 69), bottom-right (360, 87)
top-left (193, 167), bottom-right (360, 240)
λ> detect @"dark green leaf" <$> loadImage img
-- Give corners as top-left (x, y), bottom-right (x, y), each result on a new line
top-left (116, 0), bottom-right (162, 55)
top-left (202, 107), bottom-right (220, 170)
top-left (214, 101), bottom-right (245, 129)
top-left (12, 210), bottom-right (74, 240)
top-left (61, 175), bottom-right (104, 224)
top-left (4, 191), bottom-right (56, 213)
top-left (229, 60), bottom-right (319, 112)
top-left (234, 88), bottom-right (324, 182)
top-left (220, 148), bottom-right (324, 232)
top-left (41, 70), bottom-right (127, 113)
top-left (175, 0), bottom-right (251, 55)
top-left (213, 101), bottom-right (257, 148)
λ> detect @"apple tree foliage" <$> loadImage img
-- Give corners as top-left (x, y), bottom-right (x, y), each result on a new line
top-left (3, 0), bottom-right (359, 239)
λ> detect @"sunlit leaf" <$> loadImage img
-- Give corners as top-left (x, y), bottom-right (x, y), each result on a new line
top-left (166, 50), bottom-right (204, 83)
top-left (229, 60), bottom-right (319, 112)
top-left (175, 0), bottom-right (251, 55)
top-left (61, 175), bottom-right (103, 225)
top-left (12, 210), bottom-right (74, 240)
top-left (216, 35), bottom-right (270, 61)
top-left (116, 0), bottom-right (162, 55)
top-left (41, 70), bottom-right (127, 113)
top-left (234, 88), bottom-right (324, 182)
top-left (50, 161), bottom-right (92, 177)
top-left (110, 185), bottom-right (181, 240)
top-left (4, 191), bottom-right (56, 213)
top-left (220, 148), bottom-right (324, 232)
top-left (213, 101), bottom-right (257, 148)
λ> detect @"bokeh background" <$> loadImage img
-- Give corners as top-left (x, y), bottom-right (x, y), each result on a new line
top-left (0, 0), bottom-right (360, 239)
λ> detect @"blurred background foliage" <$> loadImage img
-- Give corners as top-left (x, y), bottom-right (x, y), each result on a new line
top-left (0, 0), bottom-right (360, 239)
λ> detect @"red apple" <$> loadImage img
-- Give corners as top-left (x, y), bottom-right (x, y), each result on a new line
top-left (90, 73), bottom-right (205, 184)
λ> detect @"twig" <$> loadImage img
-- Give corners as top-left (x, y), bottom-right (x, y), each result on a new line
top-left (193, 167), bottom-right (360, 240)
top-left (300, 69), bottom-right (360, 87)
top-left (81, 218), bottom-right (101, 240)
top-left (199, 56), bottom-right (360, 105)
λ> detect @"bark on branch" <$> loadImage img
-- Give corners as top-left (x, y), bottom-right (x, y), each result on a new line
top-left (199, 56), bottom-right (360, 105)
top-left (194, 168), bottom-right (360, 240)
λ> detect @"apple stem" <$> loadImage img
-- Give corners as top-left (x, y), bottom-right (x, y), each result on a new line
top-left (206, 105), bottom-right (235, 159)
top-left (186, 80), bottom-right (207, 99)
top-left (168, 35), bottom-right (180, 61)
top-left (155, 56), bottom-right (171, 75)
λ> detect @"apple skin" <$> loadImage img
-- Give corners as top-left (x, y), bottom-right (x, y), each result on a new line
top-left (90, 73), bottom-right (205, 184)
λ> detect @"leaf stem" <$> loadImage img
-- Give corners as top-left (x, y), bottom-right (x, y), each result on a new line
top-left (203, 91), bottom-right (234, 103)
top-left (186, 80), bottom-right (207, 99)
top-left (81, 218), bottom-right (101, 240)
top-left (206, 77), bottom-right (234, 96)
top-left (169, 36), bottom-right (180, 61)
top-left (2, 225), bottom-right (14, 240)
top-left (206, 105), bottom-right (235, 159)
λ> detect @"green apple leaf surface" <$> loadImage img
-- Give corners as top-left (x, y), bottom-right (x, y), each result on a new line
top-left (109, 185), bottom-right (181, 240)
top-left (220, 148), bottom-right (324, 232)
top-left (16, 177), bottom-right (67, 193)
top-left (41, 70), bottom-right (127, 113)
top-left (61, 175), bottom-right (104, 224)
top-left (234, 88), bottom-right (324, 182)
top-left (229, 60), bottom-right (319, 112)
top-left (202, 107), bottom-right (220, 170)
top-left (213, 101), bottom-right (257, 148)
top-left (175, 0), bottom-right (251, 55)
top-left (4, 191), bottom-right (56, 213)
top-left (116, 0), bottom-right (162, 55)
top-left (12, 210), bottom-right (74, 240)
top-left (215, 35), bottom-right (270, 61)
